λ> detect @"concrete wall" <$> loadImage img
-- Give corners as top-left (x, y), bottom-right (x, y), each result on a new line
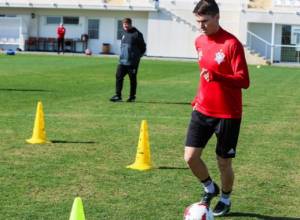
top-left (147, 9), bottom-right (198, 58)
top-left (36, 9), bottom-right (148, 54)
top-left (0, 1), bottom-right (257, 57)
top-left (2, 1), bottom-right (300, 61)
top-left (0, 8), bottom-right (148, 54)
top-left (147, 0), bottom-right (244, 58)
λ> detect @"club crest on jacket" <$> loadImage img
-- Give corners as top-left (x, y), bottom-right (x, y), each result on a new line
top-left (215, 49), bottom-right (225, 64)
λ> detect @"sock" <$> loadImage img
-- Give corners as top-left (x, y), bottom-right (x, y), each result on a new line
top-left (220, 190), bottom-right (231, 205)
top-left (200, 176), bottom-right (215, 193)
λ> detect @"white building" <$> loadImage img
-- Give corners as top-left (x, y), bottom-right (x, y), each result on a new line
top-left (0, 0), bottom-right (156, 55)
top-left (1, 0), bottom-right (300, 63)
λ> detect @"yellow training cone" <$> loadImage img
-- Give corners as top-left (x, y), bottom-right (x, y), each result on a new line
top-left (126, 120), bottom-right (152, 171)
top-left (69, 197), bottom-right (86, 220)
top-left (26, 101), bottom-right (50, 144)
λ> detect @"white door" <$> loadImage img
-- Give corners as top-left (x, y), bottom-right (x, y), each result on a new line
top-left (87, 19), bottom-right (100, 54)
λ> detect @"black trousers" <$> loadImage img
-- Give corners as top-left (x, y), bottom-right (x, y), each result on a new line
top-left (115, 64), bottom-right (139, 98)
top-left (57, 38), bottom-right (64, 53)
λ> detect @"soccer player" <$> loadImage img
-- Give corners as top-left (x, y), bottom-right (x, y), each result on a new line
top-left (110, 18), bottom-right (146, 102)
top-left (57, 23), bottom-right (66, 54)
top-left (184, 0), bottom-right (250, 216)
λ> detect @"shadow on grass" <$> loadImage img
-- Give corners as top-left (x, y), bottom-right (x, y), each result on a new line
top-left (136, 101), bottom-right (190, 105)
top-left (0, 88), bottom-right (52, 92)
top-left (225, 212), bottom-right (300, 220)
top-left (51, 140), bottom-right (96, 144)
top-left (158, 166), bottom-right (188, 170)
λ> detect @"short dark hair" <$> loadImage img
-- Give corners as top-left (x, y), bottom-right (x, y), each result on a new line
top-left (122, 18), bottom-right (132, 25)
top-left (193, 0), bottom-right (219, 16)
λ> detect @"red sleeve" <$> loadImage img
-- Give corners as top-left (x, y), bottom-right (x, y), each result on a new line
top-left (211, 41), bottom-right (250, 89)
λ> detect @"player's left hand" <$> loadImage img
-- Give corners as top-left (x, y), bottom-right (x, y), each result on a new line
top-left (200, 68), bottom-right (211, 82)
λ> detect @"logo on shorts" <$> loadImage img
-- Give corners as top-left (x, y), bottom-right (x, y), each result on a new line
top-left (227, 148), bottom-right (235, 154)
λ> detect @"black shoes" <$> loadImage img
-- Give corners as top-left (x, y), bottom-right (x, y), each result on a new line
top-left (200, 182), bottom-right (220, 207)
top-left (110, 95), bottom-right (122, 102)
top-left (110, 95), bottom-right (136, 102)
top-left (213, 201), bottom-right (231, 216)
top-left (126, 96), bottom-right (136, 102)
top-left (200, 182), bottom-right (231, 216)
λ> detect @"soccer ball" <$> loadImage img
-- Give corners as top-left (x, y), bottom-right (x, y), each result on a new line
top-left (183, 203), bottom-right (214, 220)
top-left (85, 48), bottom-right (92, 55)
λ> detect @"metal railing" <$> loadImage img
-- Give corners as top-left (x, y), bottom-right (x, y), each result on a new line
top-left (247, 30), bottom-right (300, 63)
top-left (274, 44), bottom-right (300, 63)
top-left (246, 30), bottom-right (272, 61)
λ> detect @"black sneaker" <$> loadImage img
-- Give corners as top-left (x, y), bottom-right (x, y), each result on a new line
top-left (213, 201), bottom-right (231, 216)
top-left (110, 95), bottom-right (122, 102)
top-left (126, 97), bottom-right (136, 102)
top-left (200, 182), bottom-right (220, 207)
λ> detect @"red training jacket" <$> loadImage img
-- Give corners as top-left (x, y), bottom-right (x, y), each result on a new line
top-left (192, 28), bottom-right (250, 119)
top-left (57, 26), bottom-right (66, 39)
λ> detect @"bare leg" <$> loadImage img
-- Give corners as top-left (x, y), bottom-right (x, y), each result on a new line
top-left (217, 156), bottom-right (234, 192)
top-left (184, 146), bottom-right (210, 181)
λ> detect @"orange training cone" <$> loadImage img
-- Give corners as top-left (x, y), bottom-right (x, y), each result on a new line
top-left (126, 120), bottom-right (152, 171)
top-left (69, 197), bottom-right (86, 220)
top-left (26, 101), bottom-right (50, 144)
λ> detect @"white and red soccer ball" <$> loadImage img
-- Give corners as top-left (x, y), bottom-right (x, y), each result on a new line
top-left (184, 203), bottom-right (214, 220)
top-left (85, 48), bottom-right (92, 55)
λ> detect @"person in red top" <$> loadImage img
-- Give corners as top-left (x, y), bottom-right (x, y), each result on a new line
top-left (57, 23), bottom-right (66, 54)
top-left (184, 0), bottom-right (250, 216)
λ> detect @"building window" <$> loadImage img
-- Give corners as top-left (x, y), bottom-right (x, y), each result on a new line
top-left (88, 19), bottom-right (99, 39)
top-left (291, 26), bottom-right (300, 45)
top-left (117, 20), bottom-right (124, 40)
top-left (63, 17), bottom-right (79, 25)
top-left (46, 16), bottom-right (61, 25)
top-left (280, 25), bottom-right (300, 62)
top-left (46, 16), bottom-right (79, 25)
top-left (282, 25), bottom-right (291, 44)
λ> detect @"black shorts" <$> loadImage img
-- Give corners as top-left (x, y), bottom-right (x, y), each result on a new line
top-left (185, 110), bottom-right (241, 158)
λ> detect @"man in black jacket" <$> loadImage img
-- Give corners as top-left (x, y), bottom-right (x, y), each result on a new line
top-left (110, 18), bottom-right (146, 102)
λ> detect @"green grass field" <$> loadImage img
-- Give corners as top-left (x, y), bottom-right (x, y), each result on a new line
top-left (0, 54), bottom-right (299, 220)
